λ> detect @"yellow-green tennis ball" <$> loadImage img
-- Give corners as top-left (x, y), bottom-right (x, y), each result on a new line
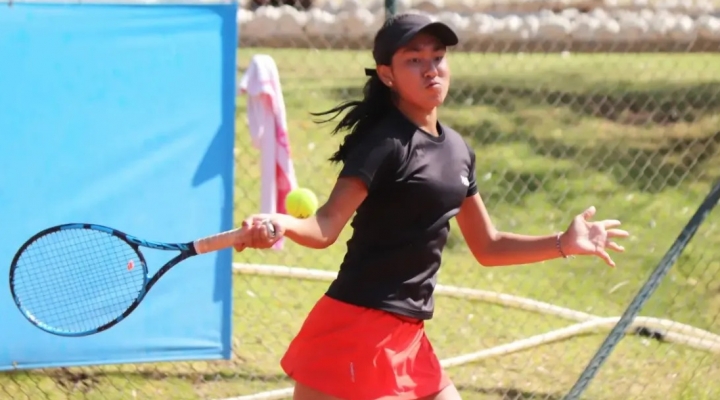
top-left (285, 188), bottom-right (318, 218)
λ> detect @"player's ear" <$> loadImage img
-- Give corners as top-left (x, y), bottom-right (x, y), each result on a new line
top-left (376, 65), bottom-right (393, 88)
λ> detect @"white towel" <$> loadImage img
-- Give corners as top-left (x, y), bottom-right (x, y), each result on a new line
top-left (239, 54), bottom-right (298, 250)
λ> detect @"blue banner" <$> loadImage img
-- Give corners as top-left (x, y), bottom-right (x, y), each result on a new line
top-left (0, 2), bottom-right (237, 370)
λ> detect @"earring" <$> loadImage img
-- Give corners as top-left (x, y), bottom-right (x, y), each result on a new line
top-left (387, 81), bottom-right (393, 86)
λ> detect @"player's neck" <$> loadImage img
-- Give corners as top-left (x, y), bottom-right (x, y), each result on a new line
top-left (395, 101), bottom-right (439, 136)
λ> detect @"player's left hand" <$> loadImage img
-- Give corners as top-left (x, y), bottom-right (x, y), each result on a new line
top-left (233, 214), bottom-right (284, 251)
top-left (561, 206), bottom-right (630, 267)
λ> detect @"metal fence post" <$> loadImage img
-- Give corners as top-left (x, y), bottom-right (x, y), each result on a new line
top-left (384, 0), bottom-right (396, 19)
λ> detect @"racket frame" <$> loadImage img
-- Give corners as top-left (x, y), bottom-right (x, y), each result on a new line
top-left (9, 223), bottom-right (199, 337)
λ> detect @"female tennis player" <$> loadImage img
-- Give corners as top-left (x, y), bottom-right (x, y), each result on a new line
top-left (235, 12), bottom-right (630, 400)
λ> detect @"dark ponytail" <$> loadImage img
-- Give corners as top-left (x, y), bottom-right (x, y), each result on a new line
top-left (310, 73), bottom-right (394, 163)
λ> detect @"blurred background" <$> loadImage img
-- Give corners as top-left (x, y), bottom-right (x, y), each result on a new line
top-left (2, 0), bottom-right (720, 399)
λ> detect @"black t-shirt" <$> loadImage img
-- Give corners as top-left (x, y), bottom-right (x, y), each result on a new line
top-left (325, 108), bottom-right (478, 320)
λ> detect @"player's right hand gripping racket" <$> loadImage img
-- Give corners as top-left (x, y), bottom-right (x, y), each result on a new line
top-left (8, 221), bottom-right (275, 337)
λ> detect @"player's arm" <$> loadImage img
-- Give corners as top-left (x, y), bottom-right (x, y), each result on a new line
top-left (455, 144), bottom-right (570, 267)
top-left (278, 133), bottom-right (397, 249)
top-left (278, 177), bottom-right (367, 249)
top-left (455, 193), bottom-right (565, 267)
top-left (240, 134), bottom-right (398, 250)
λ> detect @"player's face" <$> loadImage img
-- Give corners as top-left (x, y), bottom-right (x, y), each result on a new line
top-left (389, 32), bottom-right (450, 112)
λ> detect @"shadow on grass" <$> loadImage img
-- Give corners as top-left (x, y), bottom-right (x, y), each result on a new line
top-left (326, 78), bottom-right (720, 194)
top-left (328, 77), bottom-right (720, 124)
top-left (456, 384), bottom-right (566, 400)
top-left (529, 131), bottom-right (720, 193)
top-left (445, 77), bottom-right (720, 126)
top-left (3, 366), bottom-right (291, 395)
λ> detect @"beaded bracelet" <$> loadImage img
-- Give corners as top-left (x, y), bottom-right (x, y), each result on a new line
top-left (556, 232), bottom-right (569, 259)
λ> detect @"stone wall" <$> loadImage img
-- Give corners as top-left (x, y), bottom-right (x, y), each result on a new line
top-left (237, 0), bottom-right (720, 51)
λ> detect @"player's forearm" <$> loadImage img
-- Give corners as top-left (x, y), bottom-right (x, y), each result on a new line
top-left (278, 212), bottom-right (338, 249)
top-left (479, 231), bottom-right (568, 267)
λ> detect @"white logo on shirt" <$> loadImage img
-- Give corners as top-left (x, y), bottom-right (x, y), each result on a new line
top-left (460, 175), bottom-right (469, 186)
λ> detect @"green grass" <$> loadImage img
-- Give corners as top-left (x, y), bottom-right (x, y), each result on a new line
top-left (3, 50), bottom-right (720, 400)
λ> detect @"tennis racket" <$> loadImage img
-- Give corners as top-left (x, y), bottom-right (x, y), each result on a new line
top-left (8, 221), bottom-right (275, 337)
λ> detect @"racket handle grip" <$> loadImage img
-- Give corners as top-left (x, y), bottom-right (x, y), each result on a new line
top-left (192, 220), bottom-right (275, 254)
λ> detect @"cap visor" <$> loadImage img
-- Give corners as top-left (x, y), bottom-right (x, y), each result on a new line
top-left (381, 19), bottom-right (460, 64)
top-left (419, 22), bottom-right (459, 46)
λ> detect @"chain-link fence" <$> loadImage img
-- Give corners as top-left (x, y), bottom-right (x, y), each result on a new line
top-left (3, 2), bottom-right (720, 400)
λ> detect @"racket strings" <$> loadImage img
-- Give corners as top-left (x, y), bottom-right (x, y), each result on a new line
top-left (15, 234), bottom-right (136, 328)
top-left (15, 231), bottom-right (142, 329)
top-left (11, 228), bottom-right (146, 334)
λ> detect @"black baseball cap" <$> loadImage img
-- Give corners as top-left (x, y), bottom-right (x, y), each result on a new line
top-left (370, 13), bottom-right (459, 67)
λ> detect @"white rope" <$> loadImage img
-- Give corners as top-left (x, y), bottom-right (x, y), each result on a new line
top-left (216, 263), bottom-right (720, 400)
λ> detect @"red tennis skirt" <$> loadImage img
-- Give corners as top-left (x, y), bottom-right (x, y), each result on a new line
top-left (280, 295), bottom-right (451, 400)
